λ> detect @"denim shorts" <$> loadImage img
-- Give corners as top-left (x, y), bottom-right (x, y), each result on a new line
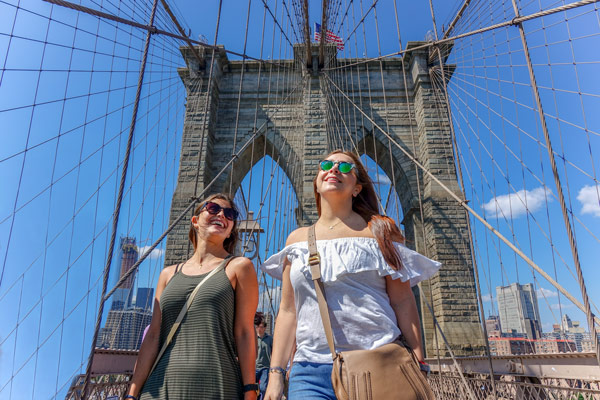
top-left (288, 361), bottom-right (336, 400)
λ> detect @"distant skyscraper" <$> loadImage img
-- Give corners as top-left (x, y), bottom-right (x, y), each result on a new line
top-left (111, 237), bottom-right (138, 310)
top-left (96, 308), bottom-right (152, 350)
top-left (548, 314), bottom-right (587, 352)
top-left (561, 314), bottom-right (585, 334)
top-left (135, 287), bottom-right (154, 311)
top-left (496, 283), bottom-right (541, 339)
top-left (95, 237), bottom-right (155, 350)
top-left (485, 315), bottom-right (501, 337)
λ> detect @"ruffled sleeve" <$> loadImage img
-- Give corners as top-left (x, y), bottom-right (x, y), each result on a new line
top-left (260, 243), bottom-right (304, 280)
top-left (260, 238), bottom-right (441, 287)
top-left (391, 243), bottom-right (442, 287)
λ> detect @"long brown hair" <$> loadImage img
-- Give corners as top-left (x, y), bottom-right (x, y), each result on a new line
top-left (188, 193), bottom-right (239, 254)
top-left (313, 150), bottom-right (404, 270)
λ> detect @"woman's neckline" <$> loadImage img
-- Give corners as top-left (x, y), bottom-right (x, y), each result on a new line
top-left (287, 236), bottom-right (380, 246)
top-left (178, 255), bottom-right (231, 277)
top-left (179, 270), bottom-right (212, 278)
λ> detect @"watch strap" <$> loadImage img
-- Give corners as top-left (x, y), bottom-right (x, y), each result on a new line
top-left (243, 383), bottom-right (259, 392)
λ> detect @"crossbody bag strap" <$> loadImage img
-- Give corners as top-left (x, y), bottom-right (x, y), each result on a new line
top-left (307, 225), bottom-right (337, 360)
top-left (149, 255), bottom-right (234, 375)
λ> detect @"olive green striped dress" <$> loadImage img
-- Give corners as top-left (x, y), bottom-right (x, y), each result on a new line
top-left (139, 258), bottom-right (243, 399)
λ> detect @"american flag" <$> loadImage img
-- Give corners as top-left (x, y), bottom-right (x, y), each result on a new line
top-left (314, 23), bottom-right (344, 51)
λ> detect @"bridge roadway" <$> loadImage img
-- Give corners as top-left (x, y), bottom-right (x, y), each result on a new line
top-left (64, 349), bottom-right (600, 399)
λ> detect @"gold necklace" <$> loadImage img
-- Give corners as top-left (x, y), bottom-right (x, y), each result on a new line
top-left (321, 218), bottom-right (345, 230)
top-left (193, 256), bottom-right (219, 272)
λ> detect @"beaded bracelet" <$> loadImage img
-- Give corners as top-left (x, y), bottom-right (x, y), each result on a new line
top-left (124, 395), bottom-right (138, 400)
top-left (269, 366), bottom-right (286, 375)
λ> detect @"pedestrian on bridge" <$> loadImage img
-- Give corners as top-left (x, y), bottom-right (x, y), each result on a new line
top-left (255, 312), bottom-right (273, 399)
top-left (261, 150), bottom-right (441, 399)
top-left (125, 193), bottom-right (260, 400)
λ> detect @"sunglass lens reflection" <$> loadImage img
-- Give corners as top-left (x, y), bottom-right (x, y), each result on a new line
top-left (338, 162), bottom-right (353, 173)
top-left (204, 202), bottom-right (238, 221)
top-left (320, 160), bottom-right (334, 171)
top-left (320, 160), bottom-right (354, 174)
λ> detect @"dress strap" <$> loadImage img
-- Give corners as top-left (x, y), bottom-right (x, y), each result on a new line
top-left (220, 254), bottom-right (236, 269)
top-left (175, 262), bottom-right (183, 274)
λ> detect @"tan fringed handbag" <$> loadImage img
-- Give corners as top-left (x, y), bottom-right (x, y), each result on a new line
top-left (307, 226), bottom-right (435, 400)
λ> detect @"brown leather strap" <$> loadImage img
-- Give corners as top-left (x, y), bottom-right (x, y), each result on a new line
top-left (307, 225), bottom-right (337, 360)
top-left (149, 255), bottom-right (234, 375)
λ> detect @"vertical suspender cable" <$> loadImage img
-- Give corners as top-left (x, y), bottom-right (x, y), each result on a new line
top-left (303, 0), bottom-right (312, 68)
top-left (510, 0), bottom-right (599, 365)
top-left (391, 0), bottom-right (439, 367)
top-left (188, 0), bottom-right (223, 258)
top-left (228, 0), bottom-right (253, 194)
top-left (81, 0), bottom-right (159, 397)
top-left (319, 0), bottom-right (329, 67)
top-left (427, 1), bottom-right (498, 395)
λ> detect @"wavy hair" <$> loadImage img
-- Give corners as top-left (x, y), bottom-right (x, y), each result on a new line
top-left (188, 193), bottom-right (239, 254)
top-left (313, 150), bottom-right (404, 270)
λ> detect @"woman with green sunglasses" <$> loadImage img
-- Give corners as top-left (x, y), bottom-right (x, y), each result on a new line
top-left (261, 150), bottom-right (440, 399)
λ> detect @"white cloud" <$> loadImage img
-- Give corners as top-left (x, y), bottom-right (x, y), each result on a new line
top-left (481, 293), bottom-right (495, 302)
top-left (577, 185), bottom-right (600, 217)
top-left (536, 287), bottom-right (558, 299)
top-left (138, 246), bottom-right (165, 260)
top-left (550, 303), bottom-right (575, 310)
top-left (482, 187), bottom-right (551, 218)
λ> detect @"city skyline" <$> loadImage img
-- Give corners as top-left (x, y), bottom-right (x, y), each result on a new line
top-left (96, 237), bottom-right (153, 351)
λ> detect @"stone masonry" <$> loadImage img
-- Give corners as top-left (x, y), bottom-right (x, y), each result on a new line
top-left (165, 43), bottom-right (485, 356)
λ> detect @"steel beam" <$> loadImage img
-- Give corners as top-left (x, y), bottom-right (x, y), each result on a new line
top-left (90, 349), bottom-right (138, 376)
top-left (430, 353), bottom-right (600, 380)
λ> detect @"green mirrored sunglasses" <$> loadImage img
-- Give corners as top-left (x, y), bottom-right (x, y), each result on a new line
top-left (319, 159), bottom-right (356, 174)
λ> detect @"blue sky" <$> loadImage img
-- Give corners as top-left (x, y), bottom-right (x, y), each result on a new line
top-left (1, 0), bottom-right (599, 398)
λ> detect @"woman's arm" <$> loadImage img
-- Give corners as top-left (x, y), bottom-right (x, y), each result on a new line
top-left (385, 276), bottom-right (425, 362)
top-left (264, 257), bottom-right (297, 400)
top-left (127, 266), bottom-right (173, 397)
top-left (232, 258), bottom-right (259, 400)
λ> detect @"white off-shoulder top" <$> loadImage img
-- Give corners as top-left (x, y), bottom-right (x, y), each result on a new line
top-left (261, 237), bottom-right (441, 364)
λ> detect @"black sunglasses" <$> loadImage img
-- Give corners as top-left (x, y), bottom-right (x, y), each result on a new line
top-left (201, 201), bottom-right (239, 221)
top-left (319, 159), bottom-right (356, 174)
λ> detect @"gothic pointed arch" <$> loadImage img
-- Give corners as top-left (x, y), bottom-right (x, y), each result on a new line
top-left (220, 128), bottom-right (302, 207)
top-left (356, 127), bottom-right (420, 217)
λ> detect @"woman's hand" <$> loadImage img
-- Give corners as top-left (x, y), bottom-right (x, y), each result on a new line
top-left (263, 372), bottom-right (285, 400)
top-left (244, 390), bottom-right (258, 400)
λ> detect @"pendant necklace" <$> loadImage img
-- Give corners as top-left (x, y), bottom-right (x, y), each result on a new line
top-left (326, 219), bottom-right (344, 230)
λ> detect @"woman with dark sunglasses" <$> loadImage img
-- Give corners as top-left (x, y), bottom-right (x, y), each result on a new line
top-left (127, 193), bottom-right (260, 400)
top-left (261, 150), bottom-right (441, 399)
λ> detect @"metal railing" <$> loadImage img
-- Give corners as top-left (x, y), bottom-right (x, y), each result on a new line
top-left (65, 355), bottom-right (600, 400)
top-left (67, 371), bottom-right (600, 400)
top-left (429, 374), bottom-right (600, 400)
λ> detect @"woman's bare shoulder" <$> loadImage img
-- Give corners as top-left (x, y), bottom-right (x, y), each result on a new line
top-left (229, 256), bottom-right (255, 271)
top-left (286, 226), bottom-right (309, 246)
top-left (156, 264), bottom-right (179, 290)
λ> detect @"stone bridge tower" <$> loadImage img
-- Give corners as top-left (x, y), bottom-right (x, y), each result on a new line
top-left (164, 43), bottom-right (485, 357)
